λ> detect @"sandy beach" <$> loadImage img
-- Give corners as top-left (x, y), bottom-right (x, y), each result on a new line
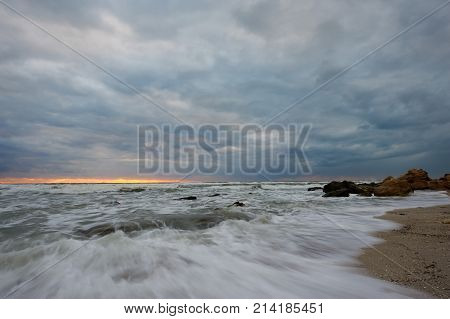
top-left (360, 204), bottom-right (450, 298)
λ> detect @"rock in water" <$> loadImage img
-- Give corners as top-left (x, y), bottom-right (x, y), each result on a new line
top-left (323, 181), bottom-right (372, 196)
top-left (322, 189), bottom-right (350, 197)
top-left (176, 196), bottom-right (197, 200)
top-left (356, 182), bottom-right (378, 196)
top-left (230, 201), bottom-right (245, 207)
top-left (119, 187), bottom-right (146, 192)
top-left (321, 168), bottom-right (448, 198)
top-left (373, 178), bottom-right (413, 196)
top-left (307, 187), bottom-right (323, 191)
top-left (323, 181), bottom-right (348, 193)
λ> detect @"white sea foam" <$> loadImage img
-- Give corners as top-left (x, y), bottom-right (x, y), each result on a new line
top-left (0, 183), bottom-right (448, 298)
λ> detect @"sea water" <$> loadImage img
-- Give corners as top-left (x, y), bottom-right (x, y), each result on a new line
top-left (0, 183), bottom-right (448, 298)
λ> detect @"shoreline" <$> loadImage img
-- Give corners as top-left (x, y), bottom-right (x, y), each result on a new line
top-left (359, 204), bottom-right (450, 298)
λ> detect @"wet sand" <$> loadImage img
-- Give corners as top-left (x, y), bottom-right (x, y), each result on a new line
top-left (359, 204), bottom-right (450, 298)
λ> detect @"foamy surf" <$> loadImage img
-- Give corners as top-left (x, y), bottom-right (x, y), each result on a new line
top-left (0, 183), bottom-right (448, 298)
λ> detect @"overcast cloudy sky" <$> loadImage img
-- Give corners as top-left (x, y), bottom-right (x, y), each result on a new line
top-left (0, 0), bottom-right (449, 181)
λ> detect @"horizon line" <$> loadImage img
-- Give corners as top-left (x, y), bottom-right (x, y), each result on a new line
top-left (0, 175), bottom-right (381, 185)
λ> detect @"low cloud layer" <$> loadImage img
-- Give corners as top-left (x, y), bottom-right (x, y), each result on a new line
top-left (1, 0), bottom-right (449, 180)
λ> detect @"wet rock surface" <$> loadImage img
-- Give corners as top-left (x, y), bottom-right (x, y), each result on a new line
top-left (373, 178), bottom-right (413, 197)
top-left (322, 181), bottom-right (372, 197)
top-left (398, 168), bottom-right (431, 190)
top-left (76, 210), bottom-right (252, 238)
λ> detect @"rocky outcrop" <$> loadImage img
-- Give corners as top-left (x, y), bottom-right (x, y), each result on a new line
top-left (373, 178), bottom-right (413, 197)
top-left (372, 169), bottom-right (449, 196)
top-left (321, 169), bottom-right (449, 198)
top-left (428, 174), bottom-right (450, 190)
top-left (398, 168), bottom-right (431, 190)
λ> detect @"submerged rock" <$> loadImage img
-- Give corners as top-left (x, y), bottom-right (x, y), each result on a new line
top-left (230, 201), bottom-right (245, 207)
top-left (176, 196), bottom-right (197, 200)
top-left (76, 211), bottom-right (252, 237)
top-left (77, 221), bottom-right (154, 237)
top-left (208, 193), bottom-right (221, 197)
top-left (119, 187), bottom-right (146, 193)
top-left (323, 189), bottom-right (350, 197)
top-left (307, 187), bottom-right (323, 191)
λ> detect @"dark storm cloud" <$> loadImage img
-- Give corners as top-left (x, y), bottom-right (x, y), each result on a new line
top-left (0, 0), bottom-right (449, 179)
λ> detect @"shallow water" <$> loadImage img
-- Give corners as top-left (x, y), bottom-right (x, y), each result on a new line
top-left (0, 183), bottom-right (448, 298)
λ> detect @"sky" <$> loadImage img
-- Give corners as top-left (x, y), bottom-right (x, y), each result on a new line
top-left (0, 0), bottom-right (449, 182)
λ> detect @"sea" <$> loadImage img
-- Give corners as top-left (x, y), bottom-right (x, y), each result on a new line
top-left (0, 182), bottom-right (448, 298)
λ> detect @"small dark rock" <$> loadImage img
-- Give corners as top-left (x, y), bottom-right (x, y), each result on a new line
top-left (307, 187), bottom-right (323, 191)
top-left (119, 187), bottom-right (146, 193)
top-left (230, 201), bottom-right (245, 207)
top-left (208, 193), bottom-right (221, 197)
top-left (176, 196), bottom-right (197, 200)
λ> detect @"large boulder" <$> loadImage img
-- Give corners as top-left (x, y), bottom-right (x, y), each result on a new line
top-left (323, 181), bottom-right (372, 196)
top-left (398, 168), bottom-right (431, 190)
top-left (440, 174), bottom-right (450, 189)
top-left (373, 178), bottom-right (413, 196)
top-left (323, 181), bottom-right (358, 193)
top-left (428, 174), bottom-right (450, 190)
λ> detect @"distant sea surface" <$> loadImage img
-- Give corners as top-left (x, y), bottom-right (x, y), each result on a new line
top-left (0, 183), bottom-right (449, 298)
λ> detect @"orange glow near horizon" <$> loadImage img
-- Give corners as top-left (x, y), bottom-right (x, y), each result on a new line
top-left (0, 177), bottom-right (183, 184)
